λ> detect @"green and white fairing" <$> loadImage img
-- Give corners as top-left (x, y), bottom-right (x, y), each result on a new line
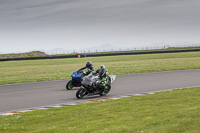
top-left (109, 75), bottom-right (116, 83)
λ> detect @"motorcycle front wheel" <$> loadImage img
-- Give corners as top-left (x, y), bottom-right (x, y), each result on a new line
top-left (100, 84), bottom-right (111, 96)
top-left (76, 88), bottom-right (88, 99)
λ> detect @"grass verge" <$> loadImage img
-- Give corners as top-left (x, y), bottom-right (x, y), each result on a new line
top-left (0, 87), bottom-right (199, 132)
top-left (0, 51), bottom-right (200, 84)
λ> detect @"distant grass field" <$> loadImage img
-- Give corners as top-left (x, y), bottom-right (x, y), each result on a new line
top-left (1, 46), bottom-right (200, 59)
top-left (0, 51), bottom-right (200, 85)
top-left (0, 87), bottom-right (199, 132)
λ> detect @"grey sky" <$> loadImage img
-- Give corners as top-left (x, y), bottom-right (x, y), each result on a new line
top-left (0, 0), bottom-right (200, 53)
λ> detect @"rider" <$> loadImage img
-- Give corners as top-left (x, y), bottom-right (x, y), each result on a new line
top-left (77, 61), bottom-right (95, 75)
top-left (93, 65), bottom-right (109, 89)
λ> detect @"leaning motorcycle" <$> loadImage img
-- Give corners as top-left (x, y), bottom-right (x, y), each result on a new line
top-left (66, 70), bottom-right (84, 90)
top-left (76, 73), bottom-right (116, 99)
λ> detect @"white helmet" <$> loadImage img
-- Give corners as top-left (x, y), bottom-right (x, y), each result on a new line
top-left (98, 65), bottom-right (105, 73)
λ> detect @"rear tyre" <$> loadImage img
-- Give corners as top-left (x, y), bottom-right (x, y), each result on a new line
top-left (66, 80), bottom-right (74, 90)
top-left (76, 88), bottom-right (88, 99)
top-left (100, 84), bottom-right (111, 96)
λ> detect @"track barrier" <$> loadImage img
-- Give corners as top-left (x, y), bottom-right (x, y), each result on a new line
top-left (1, 48), bottom-right (200, 62)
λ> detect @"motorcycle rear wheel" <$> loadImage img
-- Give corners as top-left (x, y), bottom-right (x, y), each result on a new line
top-left (76, 88), bottom-right (88, 99)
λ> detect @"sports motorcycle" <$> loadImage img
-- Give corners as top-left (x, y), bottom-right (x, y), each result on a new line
top-left (76, 73), bottom-right (116, 99)
top-left (66, 70), bottom-right (84, 90)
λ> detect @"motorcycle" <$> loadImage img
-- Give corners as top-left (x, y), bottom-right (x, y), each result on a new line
top-left (66, 70), bottom-right (84, 90)
top-left (76, 73), bottom-right (116, 99)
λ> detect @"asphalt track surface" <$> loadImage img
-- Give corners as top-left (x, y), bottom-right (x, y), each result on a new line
top-left (0, 69), bottom-right (200, 113)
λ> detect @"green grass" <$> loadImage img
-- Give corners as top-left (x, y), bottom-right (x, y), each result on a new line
top-left (0, 51), bottom-right (200, 85)
top-left (0, 87), bottom-right (199, 132)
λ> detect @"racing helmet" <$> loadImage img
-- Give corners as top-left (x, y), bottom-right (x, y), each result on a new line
top-left (86, 61), bottom-right (92, 68)
top-left (98, 65), bottom-right (105, 74)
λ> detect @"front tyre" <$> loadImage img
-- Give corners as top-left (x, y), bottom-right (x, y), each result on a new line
top-left (100, 84), bottom-right (111, 96)
top-left (76, 88), bottom-right (88, 99)
top-left (66, 80), bottom-right (74, 90)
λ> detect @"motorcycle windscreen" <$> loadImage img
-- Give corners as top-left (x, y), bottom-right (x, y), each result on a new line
top-left (82, 78), bottom-right (93, 86)
top-left (109, 75), bottom-right (116, 83)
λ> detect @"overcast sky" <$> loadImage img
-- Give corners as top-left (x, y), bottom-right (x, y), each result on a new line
top-left (0, 0), bottom-right (200, 53)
